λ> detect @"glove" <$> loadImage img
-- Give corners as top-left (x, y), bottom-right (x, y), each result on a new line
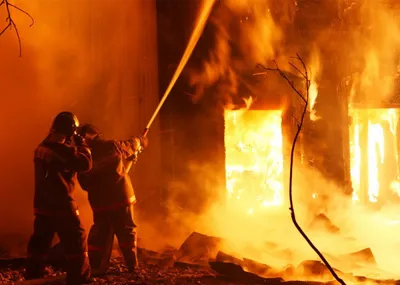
top-left (73, 134), bottom-right (86, 146)
top-left (139, 136), bottom-right (149, 149)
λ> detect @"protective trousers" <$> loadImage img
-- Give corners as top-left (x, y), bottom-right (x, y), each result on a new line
top-left (88, 204), bottom-right (138, 275)
top-left (25, 214), bottom-right (90, 285)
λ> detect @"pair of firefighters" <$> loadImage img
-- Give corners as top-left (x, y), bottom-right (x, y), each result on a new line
top-left (24, 111), bottom-right (148, 284)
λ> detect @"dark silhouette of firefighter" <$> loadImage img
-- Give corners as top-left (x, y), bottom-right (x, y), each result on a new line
top-left (77, 124), bottom-right (148, 275)
top-left (25, 111), bottom-right (92, 285)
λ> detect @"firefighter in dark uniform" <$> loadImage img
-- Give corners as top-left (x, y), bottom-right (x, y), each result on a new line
top-left (25, 112), bottom-right (92, 285)
top-left (77, 124), bottom-right (148, 275)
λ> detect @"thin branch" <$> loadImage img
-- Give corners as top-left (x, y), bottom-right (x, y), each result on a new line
top-left (257, 61), bottom-right (307, 103)
top-left (290, 112), bottom-right (301, 126)
top-left (253, 71), bottom-right (269, 76)
top-left (0, 0), bottom-right (34, 57)
top-left (289, 62), bottom-right (306, 78)
top-left (258, 54), bottom-right (347, 285)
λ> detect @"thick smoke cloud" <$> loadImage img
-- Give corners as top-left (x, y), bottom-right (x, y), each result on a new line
top-left (0, 0), bottom-right (161, 254)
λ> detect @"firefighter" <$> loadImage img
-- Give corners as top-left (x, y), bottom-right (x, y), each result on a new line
top-left (77, 124), bottom-right (148, 275)
top-left (24, 111), bottom-right (92, 285)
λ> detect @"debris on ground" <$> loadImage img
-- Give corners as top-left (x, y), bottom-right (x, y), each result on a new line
top-left (0, 231), bottom-right (399, 284)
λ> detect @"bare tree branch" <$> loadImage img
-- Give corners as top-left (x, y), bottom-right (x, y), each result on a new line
top-left (257, 60), bottom-right (307, 103)
top-left (0, 0), bottom-right (34, 57)
top-left (258, 54), bottom-right (347, 285)
top-left (289, 62), bottom-right (306, 79)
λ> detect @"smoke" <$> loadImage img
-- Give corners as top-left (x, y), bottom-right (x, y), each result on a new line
top-left (163, 146), bottom-right (400, 279)
top-left (163, 0), bottom-right (400, 280)
top-left (347, 0), bottom-right (400, 106)
top-left (189, 0), bottom-right (400, 108)
top-left (158, 161), bottom-right (226, 249)
top-left (188, 0), bottom-right (283, 107)
top-left (0, 0), bottom-right (160, 256)
top-left (224, 0), bottom-right (282, 64)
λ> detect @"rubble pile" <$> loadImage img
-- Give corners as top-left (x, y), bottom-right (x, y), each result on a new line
top-left (0, 231), bottom-right (399, 284)
top-left (0, 258), bottom-right (223, 285)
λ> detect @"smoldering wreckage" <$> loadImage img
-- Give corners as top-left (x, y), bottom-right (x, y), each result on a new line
top-left (0, 229), bottom-right (397, 285)
top-left (3, 0), bottom-right (400, 284)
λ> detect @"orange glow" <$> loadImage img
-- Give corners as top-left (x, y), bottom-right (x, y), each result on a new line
top-left (308, 50), bottom-right (321, 122)
top-left (308, 80), bottom-right (319, 121)
top-left (224, 106), bottom-right (284, 214)
top-left (349, 108), bottom-right (400, 203)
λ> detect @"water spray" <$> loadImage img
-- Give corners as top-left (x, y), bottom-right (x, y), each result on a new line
top-left (142, 0), bottom-right (216, 138)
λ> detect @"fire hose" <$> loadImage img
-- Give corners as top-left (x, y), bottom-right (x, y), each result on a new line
top-left (141, 0), bottom-right (215, 139)
top-left (130, 0), bottom-right (215, 169)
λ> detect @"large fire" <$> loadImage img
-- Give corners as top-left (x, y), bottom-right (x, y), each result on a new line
top-left (185, 0), bottom-right (400, 280)
top-left (224, 105), bottom-right (284, 214)
top-left (349, 108), bottom-right (400, 203)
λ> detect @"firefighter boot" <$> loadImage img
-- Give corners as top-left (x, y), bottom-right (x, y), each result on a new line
top-left (123, 247), bottom-right (139, 272)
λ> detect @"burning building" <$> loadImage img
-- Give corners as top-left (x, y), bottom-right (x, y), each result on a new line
top-left (222, 71), bottom-right (315, 215)
top-left (156, 0), bottom-right (338, 218)
top-left (156, 2), bottom-right (400, 278)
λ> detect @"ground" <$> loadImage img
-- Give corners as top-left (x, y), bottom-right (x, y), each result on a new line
top-left (1, 231), bottom-right (399, 285)
top-left (1, 256), bottom-right (400, 285)
top-left (0, 258), bottom-right (264, 285)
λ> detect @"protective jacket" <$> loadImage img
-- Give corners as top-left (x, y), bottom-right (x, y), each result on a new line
top-left (33, 137), bottom-right (92, 215)
top-left (78, 137), bottom-right (142, 212)
top-left (26, 135), bottom-right (92, 285)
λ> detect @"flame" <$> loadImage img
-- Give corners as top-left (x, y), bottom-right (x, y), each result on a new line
top-left (350, 121), bottom-right (361, 203)
top-left (390, 180), bottom-right (400, 196)
top-left (243, 96), bottom-right (253, 110)
top-left (347, 1), bottom-right (400, 205)
top-left (226, 0), bottom-right (282, 64)
top-left (224, 102), bottom-right (284, 214)
top-left (308, 81), bottom-right (319, 121)
top-left (359, 50), bottom-right (395, 105)
top-left (349, 108), bottom-right (400, 203)
top-left (308, 49), bottom-right (321, 122)
top-left (347, 1), bottom-right (400, 109)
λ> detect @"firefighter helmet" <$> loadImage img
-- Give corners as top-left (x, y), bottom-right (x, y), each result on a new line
top-left (50, 111), bottom-right (80, 137)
